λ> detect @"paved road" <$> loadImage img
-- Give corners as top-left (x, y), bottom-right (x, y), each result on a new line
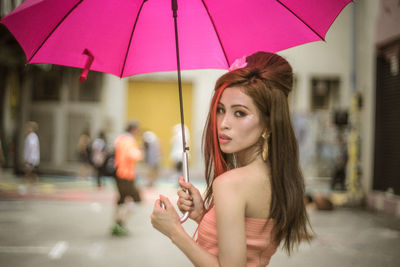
top-left (0, 172), bottom-right (399, 267)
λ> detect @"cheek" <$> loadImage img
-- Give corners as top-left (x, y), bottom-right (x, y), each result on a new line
top-left (242, 115), bottom-right (262, 132)
top-left (237, 119), bottom-right (263, 141)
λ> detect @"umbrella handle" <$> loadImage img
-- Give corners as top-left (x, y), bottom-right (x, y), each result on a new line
top-left (160, 151), bottom-right (190, 223)
top-left (179, 151), bottom-right (190, 223)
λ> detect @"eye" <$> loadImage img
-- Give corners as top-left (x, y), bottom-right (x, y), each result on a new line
top-left (234, 110), bottom-right (246, 117)
top-left (216, 107), bottom-right (225, 114)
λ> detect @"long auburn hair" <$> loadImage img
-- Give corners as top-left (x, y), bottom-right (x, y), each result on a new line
top-left (202, 51), bottom-right (312, 254)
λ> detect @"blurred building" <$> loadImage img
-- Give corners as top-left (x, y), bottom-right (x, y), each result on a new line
top-left (0, 1), bottom-right (399, 215)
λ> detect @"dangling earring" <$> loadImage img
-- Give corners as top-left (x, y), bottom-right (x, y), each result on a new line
top-left (261, 132), bottom-right (269, 161)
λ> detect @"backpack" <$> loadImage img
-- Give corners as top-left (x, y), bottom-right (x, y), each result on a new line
top-left (103, 152), bottom-right (116, 177)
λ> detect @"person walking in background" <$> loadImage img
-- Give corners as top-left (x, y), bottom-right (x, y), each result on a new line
top-left (331, 133), bottom-right (348, 191)
top-left (23, 121), bottom-right (40, 192)
top-left (151, 52), bottom-right (313, 266)
top-left (111, 120), bottom-right (142, 236)
top-left (143, 130), bottom-right (162, 187)
top-left (91, 131), bottom-right (107, 189)
top-left (76, 128), bottom-right (92, 180)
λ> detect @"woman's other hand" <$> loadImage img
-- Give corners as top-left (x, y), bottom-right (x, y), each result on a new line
top-left (151, 195), bottom-right (181, 238)
top-left (177, 177), bottom-right (205, 223)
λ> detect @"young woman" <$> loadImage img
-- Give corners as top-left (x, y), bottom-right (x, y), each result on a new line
top-left (151, 51), bottom-right (313, 267)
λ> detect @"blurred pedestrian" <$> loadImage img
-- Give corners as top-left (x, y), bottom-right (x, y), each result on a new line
top-left (91, 131), bottom-right (107, 188)
top-left (111, 120), bottom-right (142, 236)
top-left (143, 130), bottom-right (162, 187)
top-left (331, 133), bottom-right (348, 191)
top-left (23, 121), bottom-right (40, 192)
top-left (76, 128), bottom-right (92, 180)
top-left (169, 123), bottom-right (190, 178)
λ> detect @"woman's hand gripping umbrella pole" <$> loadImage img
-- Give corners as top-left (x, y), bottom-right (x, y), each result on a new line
top-left (160, 150), bottom-right (190, 223)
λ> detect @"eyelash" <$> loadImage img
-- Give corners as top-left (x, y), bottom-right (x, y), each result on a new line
top-left (234, 111), bottom-right (246, 117)
top-left (217, 107), bottom-right (246, 117)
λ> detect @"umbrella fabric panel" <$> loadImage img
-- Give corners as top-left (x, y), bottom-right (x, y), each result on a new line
top-left (123, 0), bottom-right (227, 76)
top-left (204, 0), bottom-right (352, 64)
top-left (280, 0), bottom-right (352, 39)
top-left (1, 0), bottom-right (82, 60)
top-left (30, 0), bottom-right (143, 77)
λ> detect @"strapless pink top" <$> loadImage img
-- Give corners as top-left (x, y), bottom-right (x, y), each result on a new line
top-left (196, 206), bottom-right (277, 267)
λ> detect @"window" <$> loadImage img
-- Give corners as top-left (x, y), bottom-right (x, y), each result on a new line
top-left (311, 77), bottom-right (340, 110)
top-left (69, 69), bottom-right (102, 102)
top-left (31, 65), bottom-right (62, 101)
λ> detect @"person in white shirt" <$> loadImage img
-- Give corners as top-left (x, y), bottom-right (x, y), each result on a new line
top-left (24, 121), bottom-right (40, 188)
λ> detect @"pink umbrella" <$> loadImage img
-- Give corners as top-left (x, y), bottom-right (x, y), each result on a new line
top-left (1, 0), bottom-right (351, 78)
top-left (1, 0), bottom-right (352, 222)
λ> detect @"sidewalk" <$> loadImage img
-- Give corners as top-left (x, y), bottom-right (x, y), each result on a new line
top-left (0, 168), bottom-right (206, 203)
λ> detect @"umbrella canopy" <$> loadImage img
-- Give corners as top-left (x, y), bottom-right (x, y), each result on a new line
top-left (1, 0), bottom-right (352, 78)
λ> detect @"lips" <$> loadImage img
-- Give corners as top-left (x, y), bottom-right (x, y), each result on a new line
top-left (218, 133), bottom-right (232, 144)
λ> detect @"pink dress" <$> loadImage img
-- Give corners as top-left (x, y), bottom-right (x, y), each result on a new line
top-left (196, 206), bottom-right (277, 267)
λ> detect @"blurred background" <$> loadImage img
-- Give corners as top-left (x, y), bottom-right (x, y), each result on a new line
top-left (0, 0), bottom-right (399, 267)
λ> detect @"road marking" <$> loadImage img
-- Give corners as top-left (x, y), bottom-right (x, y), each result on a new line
top-left (48, 241), bottom-right (69, 259)
top-left (88, 242), bottom-right (105, 259)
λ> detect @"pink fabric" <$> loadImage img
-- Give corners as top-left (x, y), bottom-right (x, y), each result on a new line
top-left (1, 0), bottom-right (352, 77)
top-left (197, 206), bottom-right (277, 267)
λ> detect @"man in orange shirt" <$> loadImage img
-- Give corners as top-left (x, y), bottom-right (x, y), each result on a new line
top-left (111, 120), bottom-right (142, 236)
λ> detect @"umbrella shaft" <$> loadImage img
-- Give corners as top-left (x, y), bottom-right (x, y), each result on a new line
top-left (172, 0), bottom-right (187, 152)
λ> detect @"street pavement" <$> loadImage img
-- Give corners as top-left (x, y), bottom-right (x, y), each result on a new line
top-left (0, 170), bottom-right (399, 267)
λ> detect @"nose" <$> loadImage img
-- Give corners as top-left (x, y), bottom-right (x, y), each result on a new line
top-left (218, 113), bottom-right (230, 130)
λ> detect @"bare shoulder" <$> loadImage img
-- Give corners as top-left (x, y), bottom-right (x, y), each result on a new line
top-left (213, 161), bottom-right (271, 218)
top-left (212, 168), bottom-right (247, 215)
top-left (212, 168), bottom-right (246, 192)
top-left (212, 168), bottom-right (251, 204)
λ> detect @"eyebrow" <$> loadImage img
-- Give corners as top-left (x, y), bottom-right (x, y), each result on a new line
top-left (217, 102), bottom-right (250, 110)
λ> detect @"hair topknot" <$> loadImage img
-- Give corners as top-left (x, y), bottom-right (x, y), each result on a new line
top-left (215, 51), bottom-right (292, 98)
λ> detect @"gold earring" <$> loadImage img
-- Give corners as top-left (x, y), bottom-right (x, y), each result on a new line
top-left (261, 132), bottom-right (269, 161)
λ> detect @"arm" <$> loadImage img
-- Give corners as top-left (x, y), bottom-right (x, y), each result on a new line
top-left (213, 174), bottom-right (247, 267)
top-left (151, 172), bottom-right (247, 267)
top-left (128, 139), bottom-right (142, 161)
top-left (151, 196), bottom-right (220, 267)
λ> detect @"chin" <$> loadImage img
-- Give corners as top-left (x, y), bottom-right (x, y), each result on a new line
top-left (219, 145), bottom-right (238, 155)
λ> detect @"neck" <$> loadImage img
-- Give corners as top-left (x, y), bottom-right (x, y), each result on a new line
top-left (235, 144), bottom-right (262, 167)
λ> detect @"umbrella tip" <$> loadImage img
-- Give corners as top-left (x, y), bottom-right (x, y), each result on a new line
top-left (79, 71), bottom-right (88, 82)
top-left (79, 49), bottom-right (94, 82)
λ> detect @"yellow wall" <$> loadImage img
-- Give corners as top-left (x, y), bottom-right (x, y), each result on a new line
top-left (126, 80), bottom-right (193, 167)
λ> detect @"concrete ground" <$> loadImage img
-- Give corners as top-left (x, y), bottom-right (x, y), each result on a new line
top-left (0, 170), bottom-right (399, 267)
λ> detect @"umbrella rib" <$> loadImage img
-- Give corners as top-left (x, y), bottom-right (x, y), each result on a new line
top-left (275, 0), bottom-right (325, 41)
top-left (28, 0), bottom-right (84, 63)
top-left (201, 0), bottom-right (230, 67)
top-left (120, 0), bottom-right (147, 78)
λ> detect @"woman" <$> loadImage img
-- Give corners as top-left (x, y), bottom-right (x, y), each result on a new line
top-left (151, 51), bottom-right (313, 266)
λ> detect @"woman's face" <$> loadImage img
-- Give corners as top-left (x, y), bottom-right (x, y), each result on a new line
top-left (216, 87), bottom-right (264, 155)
